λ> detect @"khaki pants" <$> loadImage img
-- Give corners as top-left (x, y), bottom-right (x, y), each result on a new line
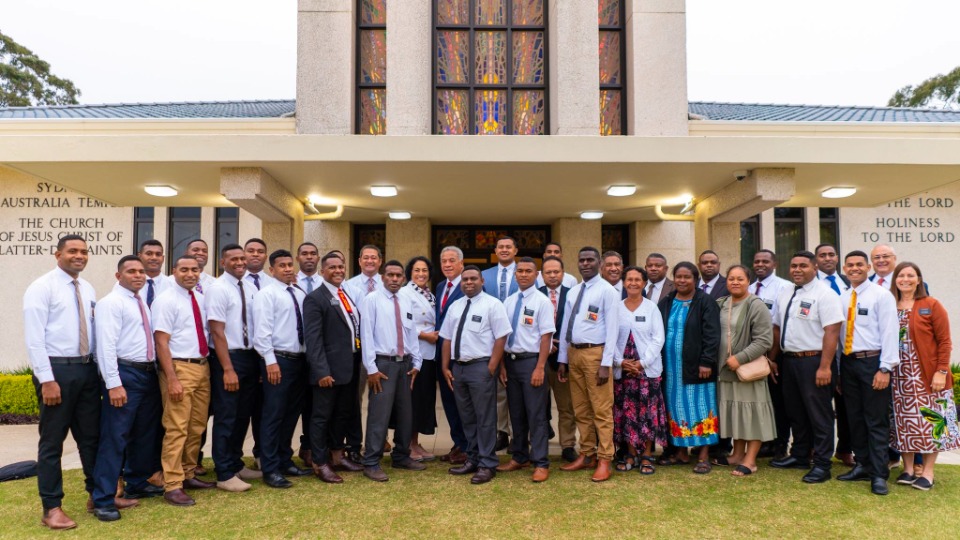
top-left (567, 346), bottom-right (614, 461)
top-left (547, 363), bottom-right (577, 449)
top-left (159, 361), bottom-right (211, 491)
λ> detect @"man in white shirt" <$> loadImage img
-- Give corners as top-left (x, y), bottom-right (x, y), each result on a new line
top-left (205, 243), bottom-right (261, 492)
top-left (643, 253), bottom-right (674, 304)
top-left (244, 238), bottom-right (276, 291)
top-left (23, 235), bottom-right (104, 529)
top-left (295, 242), bottom-right (321, 466)
top-left (836, 250), bottom-right (899, 496)
top-left (557, 247), bottom-right (621, 482)
top-left (440, 266), bottom-right (512, 485)
top-left (152, 254), bottom-right (215, 506)
top-left (90, 255), bottom-right (158, 521)
top-left (601, 251), bottom-right (625, 299)
top-left (535, 242), bottom-right (578, 289)
top-left (139, 239), bottom-right (172, 308)
top-left (183, 239), bottom-right (216, 295)
top-left (359, 260), bottom-right (427, 482)
top-left (253, 250), bottom-right (311, 489)
top-left (770, 251), bottom-right (844, 485)
top-left (497, 258), bottom-right (555, 483)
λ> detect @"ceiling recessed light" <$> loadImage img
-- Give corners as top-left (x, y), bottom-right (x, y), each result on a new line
top-left (144, 185), bottom-right (177, 197)
top-left (389, 211), bottom-right (411, 220)
top-left (822, 187), bottom-right (857, 199)
top-left (580, 211), bottom-right (604, 220)
top-left (371, 185), bottom-right (398, 197)
top-left (606, 185), bottom-right (636, 197)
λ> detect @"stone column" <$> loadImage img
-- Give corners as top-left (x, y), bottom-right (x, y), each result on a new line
top-left (804, 207), bottom-right (821, 251)
top-left (297, 0), bottom-right (354, 134)
top-left (305, 220), bottom-right (353, 264)
top-left (220, 167), bottom-right (304, 253)
top-left (631, 220), bottom-right (694, 268)
top-left (387, 1), bottom-right (431, 135)
top-left (548, 0), bottom-right (600, 135)
top-left (760, 209), bottom-right (776, 250)
top-left (552, 218), bottom-right (602, 272)
top-left (625, 0), bottom-right (688, 135)
top-left (385, 217), bottom-right (431, 266)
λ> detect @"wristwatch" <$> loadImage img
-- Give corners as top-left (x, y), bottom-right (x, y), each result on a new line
top-left (938, 369), bottom-right (949, 375)
top-left (879, 367), bottom-right (891, 374)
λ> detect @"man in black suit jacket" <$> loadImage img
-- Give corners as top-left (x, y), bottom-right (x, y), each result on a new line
top-left (538, 256), bottom-right (578, 462)
top-left (698, 250), bottom-right (729, 300)
top-left (434, 246), bottom-right (469, 464)
top-left (304, 253), bottom-right (364, 484)
top-left (644, 253), bottom-right (675, 304)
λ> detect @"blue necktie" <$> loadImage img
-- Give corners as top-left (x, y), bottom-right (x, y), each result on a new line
top-left (826, 275), bottom-right (841, 295)
top-left (499, 267), bottom-right (507, 301)
top-left (147, 278), bottom-right (155, 307)
top-left (305, 276), bottom-right (314, 294)
top-left (251, 273), bottom-right (261, 290)
top-left (286, 287), bottom-right (304, 345)
top-left (508, 295), bottom-right (523, 348)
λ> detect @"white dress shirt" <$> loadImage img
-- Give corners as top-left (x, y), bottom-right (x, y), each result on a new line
top-left (297, 271), bottom-right (321, 294)
top-left (344, 272), bottom-right (382, 303)
top-left (151, 284), bottom-right (209, 359)
top-left (439, 292), bottom-right (512, 361)
top-left (323, 280), bottom-right (361, 352)
top-left (535, 271), bottom-right (578, 289)
top-left (698, 274), bottom-right (721, 295)
top-left (399, 284), bottom-right (437, 360)
top-left (558, 275), bottom-right (621, 367)
top-left (774, 279), bottom-right (844, 352)
top-left (360, 287), bottom-right (424, 374)
top-left (243, 270), bottom-right (276, 292)
top-left (613, 299), bottom-right (666, 380)
top-left (169, 272), bottom-right (215, 295)
top-left (871, 272), bottom-right (893, 289)
top-left (96, 283), bottom-right (154, 389)
top-left (205, 273), bottom-right (256, 350)
top-left (23, 267), bottom-right (97, 384)
top-left (503, 286), bottom-right (556, 355)
top-left (751, 274), bottom-right (792, 321)
top-left (645, 279), bottom-right (666, 304)
top-left (144, 272), bottom-right (172, 306)
top-left (818, 270), bottom-right (844, 295)
top-left (610, 280), bottom-right (624, 295)
top-left (839, 280), bottom-right (900, 370)
top-left (252, 281), bottom-right (306, 365)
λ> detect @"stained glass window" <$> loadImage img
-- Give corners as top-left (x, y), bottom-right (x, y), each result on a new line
top-left (434, 0), bottom-right (547, 135)
top-left (357, 0), bottom-right (386, 134)
top-left (599, 0), bottom-right (625, 135)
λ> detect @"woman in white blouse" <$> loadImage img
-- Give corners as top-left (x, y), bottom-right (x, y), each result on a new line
top-left (400, 256), bottom-right (440, 461)
top-left (612, 266), bottom-right (666, 474)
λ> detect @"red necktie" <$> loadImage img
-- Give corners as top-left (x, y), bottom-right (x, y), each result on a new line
top-left (189, 290), bottom-right (209, 357)
top-left (877, 276), bottom-right (885, 287)
top-left (393, 294), bottom-right (404, 355)
top-left (441, 281), bottom-right (453, 310)
top-left (754, 281), bottom-right (762, 295)
top-left (550, 288), bottom-right (558, 324)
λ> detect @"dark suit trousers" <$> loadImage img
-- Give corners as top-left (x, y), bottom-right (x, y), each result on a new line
top-left (258, 356), bottom-right (306, 475)
top-left (210, 349), bottom-right (259, 481)
top-left (783, 355), bottom-right (835, 469)
top-left (841, 353), bottom-right (892, 479)
top-left (346, 352), bottom-right (364, 452)
top-left (299, 376), bottom-right (312, 450)
top-left (362, 358), bottom-right (414, 467)
top-left (92, 363), bottom-right (161, 508)
top-left (33, 363), bottom-right (100, 510)
top-left (768, 353), bottom-right (792, 450)
top-left (439, 361), bottom-right (468, 449)
top-left (310, 380), bottom-right (358, 465)
top-left (452, 360), bottom-right (499, 470)
top-left (505, 355), bottom-right (550, 468)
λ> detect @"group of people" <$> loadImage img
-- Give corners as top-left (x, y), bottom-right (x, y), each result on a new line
top-left (22, 232), bottom-right (956, 530)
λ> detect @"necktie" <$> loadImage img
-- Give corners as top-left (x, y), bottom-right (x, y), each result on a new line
top-left (454, 299), bottom-right (472, 361)
top-left (195, 277), bottom-right (204, 294)
top-left (189, 289), bottom-right (209, 357)
top-left (305, 276), bottom-right (315, 294)
top-left (643, 283), bottom-right (652, 299)
top-left (393, 294), bottom-right (405, 355)
top-left (287, 287), bottom-right (304, 346)
top-left (499, 267), bottom-right (507, 301)
top-left (877, 276), bottom-right (885, 288)
top-left (134, 292), bottom-right (155, 361)
top-left (550, 289), bottom-right (558, 324)
top-left (843, 289), bottom-right (857, 355)
top-left (701, 283), bottom-right (709, 293)
top-left (565, 285), bottom-right (586, 345)
top-left (779, 285), bottom-right (802, 350)
top-left (826, 275), bottom-right (841, 295)
top-left (754, 281), bottom-right (762, 296)
top-left (507, 295), bottom-right (523, 348)
top-left (338, 287), bottom-right (361, 349)
top-left (72, 279), bottom-right (90, 356)
top-left (147, 278), bottom-right (156, 307)
top-left (442, 282), bottom-right (453, 310)
top-left (251, 273), bottom-right (261, 290)
top-left (367, 277), bottom-right (376, 294)
top-left (238, 280), bottom-right (249, 348)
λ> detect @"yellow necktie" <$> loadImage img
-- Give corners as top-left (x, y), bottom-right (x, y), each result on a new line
top-left (843, 289), bottom-right (857, 355)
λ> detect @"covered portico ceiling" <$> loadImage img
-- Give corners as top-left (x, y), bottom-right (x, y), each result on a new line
top-left (2, 134), bottom-right (960, 224)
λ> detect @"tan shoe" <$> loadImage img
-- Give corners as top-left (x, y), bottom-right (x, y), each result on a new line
top-left (496, 459), bottom-right (530, 472)
top-left (147, 471), bottom-right (164, 487)
top-left (591, 459), bottom-right (612, 482)
top-left (531, 467), bottom-right (549, 483)
top-left (41, 507), bottom-right (77, 530)
top-left (237, 467), bottom-right (263, 481)
top-left (560, 454), bottom-right (596, 472)
top-left (217, 475), bottom-right (252, 492)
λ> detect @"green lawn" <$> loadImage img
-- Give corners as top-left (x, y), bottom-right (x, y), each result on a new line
top-left (1, 457), bottom-right (956, 539)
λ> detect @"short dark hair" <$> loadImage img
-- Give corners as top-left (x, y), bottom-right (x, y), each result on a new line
top-left (220, 243), bottom-right (243, 257)
top-left (174, 254), bottom-right (199, 268)
top-left (814, 243), bottom-right (837, 255)
top-left (321, 252), bottom-right (344, 266)
top-left (297, 242), bottom-right (318, 255)
top-left (544, 242), bottom-right (562, 252)
top-left (138, 239), bottom-right (163, 252)
top-left (245, 238), bottom-right (266, 250)
top-left (462, 265), bottom-right (482, 276)
top-left (672, 261), bottom-right (700, 282)
top-left (496, 236), bottom-right (517, 249)
top-left (516, 256), bottom-right (537, 269)
top-left (623, 265), bottom-right (648, 281)
top-left (726, 264), bottom-right (752, 281)
top-left (646, 252), bottom-right (667, 264)
top-left (359, 244), bottom-right (382, 258)
top-left (791, 250), bottom-right (816, 264)
top-left (698, 250), bottom-right (718, 261)
top-left (579, 246), bottom-right (600, 257)
top-left (383, 259), bottom-right (404, 273)
top-left (404, 256), bottom-right (434, 282)
top-left (601, 251), bottom-right (623, 263)
top-left (844, 250), bottom-right (869, 263)
top-left (57, 234), bottom-right (86, 251)
top-left (755, 249), bottom-right (777, 262)
top-left (269, 249), bottom-right (293, 267)
top-left (186, 238), bottom-right (208, 250)
top-left (117, 254), bottom-right (143, 271)
top-left (542, 255), bottom-right (564, 270)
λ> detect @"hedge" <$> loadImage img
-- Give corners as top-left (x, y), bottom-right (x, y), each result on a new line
top-left (0, 375), bottom-right (39, 416)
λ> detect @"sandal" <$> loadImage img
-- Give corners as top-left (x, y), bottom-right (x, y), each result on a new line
top-left (731, 464), bottom-right (756, 477)
top-left (616, 455), bottom-right (637, 472)
top-left (711, 456), bottom-right (731, 467)
top-left (657, 454), bottom-right (690, 466)
top-left (693, 460), bottom-right (712, 474)
top-left (638, 456), bottom-right (656, 475)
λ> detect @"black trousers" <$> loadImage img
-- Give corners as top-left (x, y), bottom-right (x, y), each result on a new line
top-left (783, 355), bottom-right (836, 469)
top-left (310, 379), bottom-right (359, 465)
top-left (299, 375), bottom-right (312, 451)
top-left (452, 360), bottom-right (499, 470)
top-left (210, 349), bottom-right (260, 481)
top-left (505, 356), bottom-right (550, 468)
top-left (346, 354), bottom-right (364, 453)
top-left (768, 353), bottom-right (792, 451)
top-left (841, 353), bottom-right (892, 479)
top-left (92, 363), bottom-right (161, 508)
top-left (258, 355), bottom-right (306, 475)
top-left (439, 360), bottom-right (468, 449)
top-left (362, 358), bottom-right (414, 467)
top-left (33, 363), bottom-right (100, 510)
top-left (411, 359), bottom-right (438, 435)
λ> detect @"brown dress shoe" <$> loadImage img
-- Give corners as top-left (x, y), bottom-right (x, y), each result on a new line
top-left (88, 494), bottom-right (140, 513)
top-left (299, 447), bottom-right (314, 468)
top-left (183, 478), bottom-right (216, 490)
top-left (560, 454), bottom-right (596, 472)
top-left (835, 452), bottom-right (856, 467)
top-left (591, 459), bottom-right (612, 482)
top-left (163, 489), bottom-right (195, 507)
top-left (496, 459), bottom-right (531, 472)
top-left (147, 471), bottom-right (164, 487)
top-left (312, 463), bottom-right (344, 484)
top-left (470, 467), bottom-right (496, 485)
top-left (364, 466), bottom-right (389, 482)
top-left (449, 461), bottom-right (478, 475)
top-left (531, 467), bottom-right (550, 483)
top-left (331, 450), bottom-right (364, 472)
top-left (41, 507), bottom-right (77, 530)
top-left (448, 448), bottom-right (468, 465)
top-left (439, 446), bottom-right (461, 462)
top-left (194, 465), bottom-right (207, 476)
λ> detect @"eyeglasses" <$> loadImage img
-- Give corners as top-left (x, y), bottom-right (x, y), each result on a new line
top-left (871, 254), bottom-right (894, 261)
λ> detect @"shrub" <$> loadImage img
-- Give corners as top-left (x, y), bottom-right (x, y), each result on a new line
top-left (0, 375), bottom-right (39, 416)
top-left (954, 373), bottom-right (960, 410)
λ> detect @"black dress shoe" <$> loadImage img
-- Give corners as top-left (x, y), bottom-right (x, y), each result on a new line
top-left (124, 484), bottom-right (165, 499)
top-left (449, 462), bottom-right (478, 475)
top-left (281, 465), bottom-right (312, 477)
top-left (92, 507), bottom-right (121, 522)
top-left (347, 451), bottom-right (364, 464)
top-left (263, 472), bottom-right (293, 488)
top-left (495, 431), bottom-right (510, 452)
top-left (548, 426), bottom-right (556, 440)
top-left (561, 447), bottom-right (579, 463)
top-left (392, 459), bottom-right (427, 471)
top-left (771, 456), bottom-right (811, 470)
top-left (837, 465), bottom-right (871, 482)
top-left (871, 477), bottom-right (889, 495)
top-left (364, 466), bottom-right (389, 482)
top-left (802, 467), bottom-right (831, 484)
top-left (756, 442), bottom-right (774, 459)
top-left (470, 467), bottom-right (496, 484)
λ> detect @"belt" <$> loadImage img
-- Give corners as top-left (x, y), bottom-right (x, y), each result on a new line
top-left (455, 356), bottom-right (490, 365)
top-left (783, 350), bottom-right (822, 358)
top-left (842, 350), bottom-right (881, 359)
top-left (48, 355), bottom-right (94, 365)
top-left (506, 352), bottom-right (538, 361)
top-left (227, 348), bottom-right (257, 354)
top-left (275, 351), bottom-right (306, 360)
top-left (376, 354), bottom-right (412, 362)
top-left (571, 343), bottom-right (604, 350)
top-left (117, 359), bottom-right (157, 372)
top-left (173, 357), bottom-right (208, 365)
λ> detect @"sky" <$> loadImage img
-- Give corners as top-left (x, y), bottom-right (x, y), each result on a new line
top-left (3, 0), bottom-right (959, 107)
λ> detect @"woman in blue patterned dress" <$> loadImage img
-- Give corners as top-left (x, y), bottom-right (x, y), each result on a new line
top-left (657, 262), bottom-right (721, 474)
